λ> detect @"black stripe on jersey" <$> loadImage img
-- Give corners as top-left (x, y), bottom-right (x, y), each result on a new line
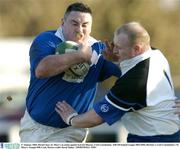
top-left (163, 70), bottom-right (173, 89)
top-left (107, 58), bottom-right (150, 111)
top-left (106, 92), bottom-right (144, 111)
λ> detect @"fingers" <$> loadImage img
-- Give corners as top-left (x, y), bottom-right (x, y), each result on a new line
top-left (175, 100), bottom-right (180, 106)
top-left (56, 101), bottom-right (72, 113)
top-left (173, 100), bottom-right (180, 115)
top-left (78, 42), bottom-right (92, 63)
top-left (175, 100), bottom-right (180, 103)
top-left (55, 100), bottom-right (78, 125)
top-left (103, 40), bottom-right (119, 61)
top-left (62, 100), bottom-right (73, 109)
top-left (55, 101), bottom-right (76, 115)
top-left (103, 40), bottom-right (113, 60)
top-left (173, 100), bottom-right (180, 108)
top-left (105, 40), bottom-right (111, 50)
top-left (105, 40), bottom-right (114, 50)
top-left (55, 107), bottom-right (61, 115)
top-left (56, 101), bottom-right (65, 111)
top-left (174, 111), bottom-right (180, 115)
top-left (55, 101), bottom-right (64, 116)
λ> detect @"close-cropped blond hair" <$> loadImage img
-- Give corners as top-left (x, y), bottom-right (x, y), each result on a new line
top-left (115, 22), bottom-right (150, 47)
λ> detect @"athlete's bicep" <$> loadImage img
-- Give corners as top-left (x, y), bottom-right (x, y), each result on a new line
top-left (93, 96), bottom-right (126, 125)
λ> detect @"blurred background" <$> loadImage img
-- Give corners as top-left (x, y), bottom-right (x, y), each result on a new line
top-left (0, 0), bottom-right (180, 142)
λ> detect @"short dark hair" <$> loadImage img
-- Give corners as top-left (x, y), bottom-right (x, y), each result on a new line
top-left (64, 2), bottom-right (92, 19)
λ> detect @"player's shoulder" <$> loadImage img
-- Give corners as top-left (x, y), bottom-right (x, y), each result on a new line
top-left (34, 30), bottom-right (58, 42)
top-left (89, 36), bottom-right (98, 45)
top-left (30, 30), bottom-right (61, 48)
top-left (30, 30), bottom-right (61, 52)
top-left (89, 36), bottom-right (106, 53)
top-left (33, 30), bottom-right (57, 43)
top-left (151, 47), bottom-right (164, 56)
top-left (150, 48), bottom-right (168, 64)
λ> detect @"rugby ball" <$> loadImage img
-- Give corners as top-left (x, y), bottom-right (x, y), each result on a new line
top-left (56, 41), bottom-right (90, 76)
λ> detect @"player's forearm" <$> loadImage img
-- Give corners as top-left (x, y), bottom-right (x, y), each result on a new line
top-left (35, 52), bottom-right (87, 78)
top-left (55, 101), bottom-right (104, 128)
top-left (71, 110), bottom-right (104, 128)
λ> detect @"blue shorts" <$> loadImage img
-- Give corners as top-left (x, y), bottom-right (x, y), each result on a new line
top-left (127, 130), bottom-right (180, 142)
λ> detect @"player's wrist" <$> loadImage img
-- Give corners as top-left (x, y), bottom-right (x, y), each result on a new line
top-left (69, 115), bottom-right (76, 126)
top-left (66, 112), bottom-right (78, 126)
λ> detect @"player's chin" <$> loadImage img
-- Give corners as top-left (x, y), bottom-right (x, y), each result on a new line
top-left (69, 37), bottom-right (79, 42)
top-left (75, 39), bottom-right (84, 44)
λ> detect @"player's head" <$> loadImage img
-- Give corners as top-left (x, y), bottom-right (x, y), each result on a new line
top-left (113, 22), bottom-right (150, 62)
top-left (62, 2), bottom-right (92, 44)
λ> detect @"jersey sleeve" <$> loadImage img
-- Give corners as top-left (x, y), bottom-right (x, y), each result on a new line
top-left (93, 96), bottom-right (126, 125)
top-left (29, 33), bottom-right (58, 75)
top-left (91, 42), bottom-right (122, 82)
top-left (98, 59), bottom-right (121, 82)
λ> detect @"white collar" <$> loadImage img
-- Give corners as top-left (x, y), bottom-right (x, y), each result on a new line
top-left (119, 49), bottom-right (152, 76)
top-left (55, 27), bottom-right (66, 41)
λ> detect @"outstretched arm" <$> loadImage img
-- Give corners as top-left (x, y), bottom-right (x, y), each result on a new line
top-left (55, 101), bottom-right (104, 128)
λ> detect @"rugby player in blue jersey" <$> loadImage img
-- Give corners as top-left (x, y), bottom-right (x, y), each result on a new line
top-left (19, 2), bottom-right (121, 142)
top-left (56, 22), bottom-right (180, 142)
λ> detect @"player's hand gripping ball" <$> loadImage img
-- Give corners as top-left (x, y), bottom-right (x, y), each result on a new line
top-left (56, 41), bottom-right (90, 77)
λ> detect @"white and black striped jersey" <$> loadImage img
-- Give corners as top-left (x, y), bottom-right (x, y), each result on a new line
top-left (94, 48), bottom-right (180, 136)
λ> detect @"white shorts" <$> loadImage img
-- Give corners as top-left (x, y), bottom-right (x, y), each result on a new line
top-left (19, 110), bottom-right (88, 142)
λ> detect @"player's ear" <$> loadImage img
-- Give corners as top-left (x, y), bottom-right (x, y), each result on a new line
top-left (61, 18), bottom-right (64, 25)
top-left (133, 44), bottom-right (142, 55)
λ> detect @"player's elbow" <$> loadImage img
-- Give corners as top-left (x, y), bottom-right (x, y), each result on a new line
top-left (35, 60), bottom-right (52, 78)
top-left (35, 61), bottom-right (62, 78)
top-left (35, 65), bottom-right (46, 78)
top-left (35, 57), bottom-right (53, 78)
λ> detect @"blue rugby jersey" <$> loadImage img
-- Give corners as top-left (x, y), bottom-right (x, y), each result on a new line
top-left (26, 30), bottom-right (121, 128)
